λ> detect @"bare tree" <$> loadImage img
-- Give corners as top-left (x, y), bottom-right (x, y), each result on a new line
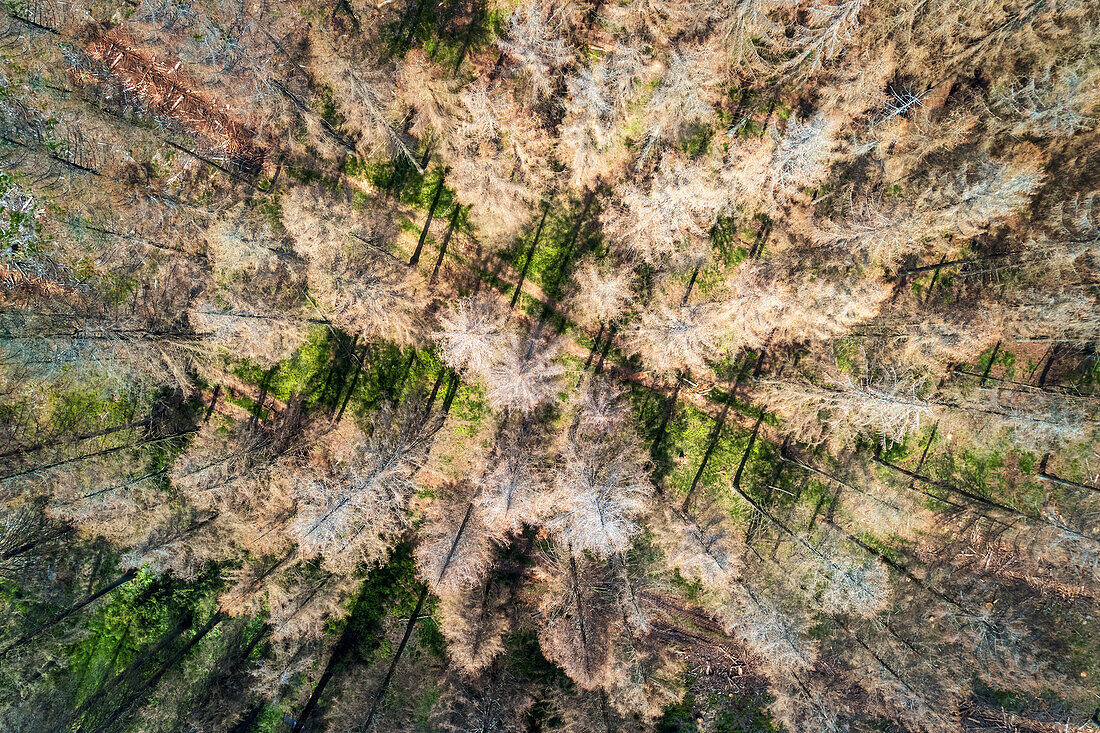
top-left (770, 113), bottom-right (840, 195)
top-left (991, 63), bottom-right (1099, 137)
top-left (496, 0), bottom-right (574, 99)
top-left (605, 153), bottom-right (728, 267)
top-left (813, 160), bottom-right (1043, 266)
top-left (638, 44), bottom-right (722, 162)
top-left (547, 382), bottom-right (652, 559)
top-left (760, 370), bottom-right (937, 449)
top-left (533, 548), bottom-right (622, 690)
top-left (721, 581), bottom-right (819, 675)
top-left (557, 44), bottom-right (644, 189)
top-left (652, 499), bottom-right (743, 589)
top-left (624, 297), bottom-right (727, 376)
top-left (435, 293), bottom-right (511, 379)
top-left (484, 333), bottom-right (566, 415)
top-left (475, 418), bottom-right (550, 535)
top-left (566, 256), bottom-right (634, 331)
top-left (290, 405), bottom-right (439, 574)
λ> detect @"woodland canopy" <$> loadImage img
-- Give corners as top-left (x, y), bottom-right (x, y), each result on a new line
top-left (0, 0), bottom-right (1099, 730)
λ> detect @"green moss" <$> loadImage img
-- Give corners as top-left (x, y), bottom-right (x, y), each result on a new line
top-left (255, 703), bottom-right (292, 732)
top-left (657, 692), bottom-right (700, 732)
top-left (224, 391), bottom-right (268, 420)
top-left (680, 123), bottom-right (713, 158)
top-left (833, 336), bottom-right (861, 374)
top-left (411, 684), bottom-right (440, 727)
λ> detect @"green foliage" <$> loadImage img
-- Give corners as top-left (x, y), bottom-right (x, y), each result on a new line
top-left (62, 567), bottom-right (225, 730)
top-left (496, 196), bottom-right (605, 301)
top-left (711, 691), bottom-right (783, 732)
top-left (657, 692), bottom-right (700, 732)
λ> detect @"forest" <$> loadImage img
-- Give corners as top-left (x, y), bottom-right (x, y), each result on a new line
top-left (0, 0), bottom-right (1098, 729)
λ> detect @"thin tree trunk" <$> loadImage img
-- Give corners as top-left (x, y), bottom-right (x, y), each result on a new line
top-left (411, 173), bottom-right (446, 266)
top-left (430, 204), bottom-right (461, 284)
top-left (362, 585), bottom-right (430, 731)
top-left (90, 612), bottom-right (224, 733)
top-left (823, 519), bottom-right (974, 615)
top-left (41, 433), bottom-right (202, 473)
top-left (871, 454), bottom-right (1097, 544)
top-left (780, 447), bottom-right (938, 513)
top-left (510, 205), bottom-right (549, 310)
top-left (1, 569), bottom-right (138, 658)
top-left (0, 525), bottom-right (75, 561)
top-left (681, 398), bottom-right (733, 512)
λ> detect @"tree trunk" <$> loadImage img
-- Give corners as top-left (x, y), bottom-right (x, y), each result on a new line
top-left (69, 614), bottom-right (194, 726)
top-left (90, 612), bottom-right (225, 733)
top-left (594, 323), bottom-right (615, 375)
top-left (364, 504), bottom-right (476, 732)
top-left (681, 263), bottom-right (701, 305)
top-left (584, 324), bottom-right (605, 370)
top-left (336, 343), bottom-right (369, 422)
top-left (1036, 344), bottom-right (1061, 387)
top-left (430, 204), bottom-right (461, 284)
top-left (362, 585), bottom-right (430, 730)
top-left (0, 416), bottom-right (152, 460)
top-left (979, 341), bottom-right (1001, 385)
top-left (452, 8), bottom-right (480, 73)
top-left (410, 173), bottom-right (447, 266)
top-left (203, 385), bottom-right (222, 424)
top-left (1038, 454), bottom-right (1099, 494)
top-left (568, 555), bottom-right (594, 680)
top-left (510, 204), bottom-right (549, 310)
top-left (441, 373), bottom-right (461, 416)
top-left (681, 398), bottom-right (734, 512)
top-left (731, 414), bottom-right (762, 490)
top-left (650, 380), bottom-right (681, 463)
top-left (1, 569), bottom-right (138, 658)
